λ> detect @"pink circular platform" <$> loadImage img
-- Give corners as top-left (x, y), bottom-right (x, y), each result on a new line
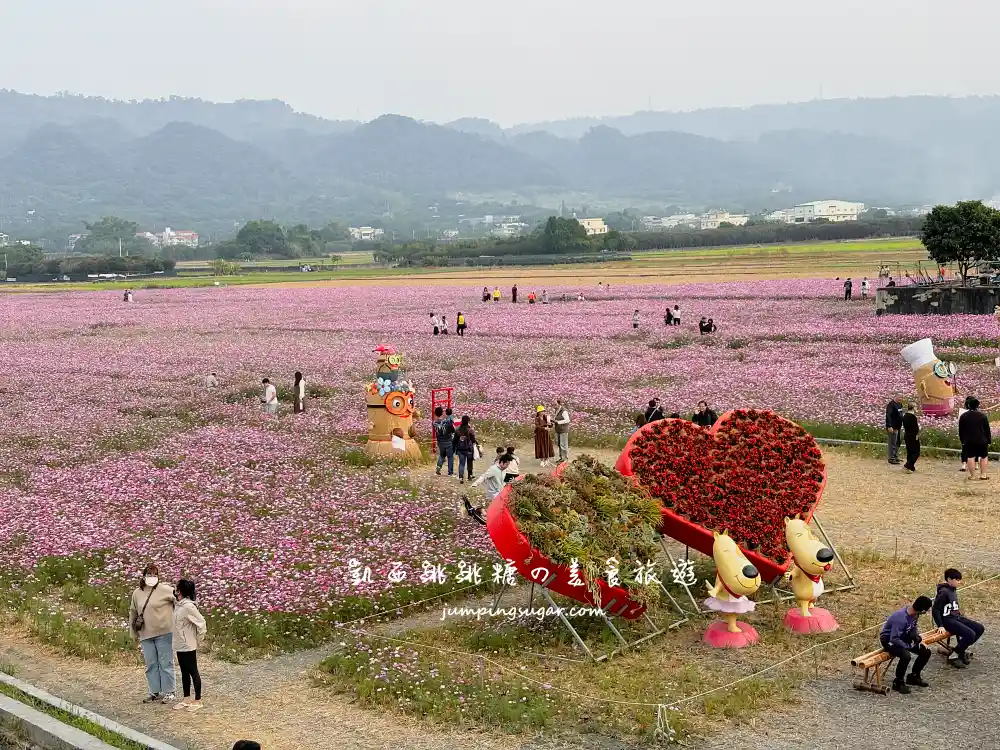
top-left (703, 620), bottom-right (760, 648)
top-left (784, 607), bottom-right (839, 633)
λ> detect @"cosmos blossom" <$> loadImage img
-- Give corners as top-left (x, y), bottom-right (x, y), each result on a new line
top-left (0, 278), bottom-right (992, 613)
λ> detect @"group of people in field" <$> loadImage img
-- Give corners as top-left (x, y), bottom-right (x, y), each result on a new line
top-left (885, 395), bottom-right (992, 476)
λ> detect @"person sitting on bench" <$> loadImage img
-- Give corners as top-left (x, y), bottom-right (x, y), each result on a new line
top-left (879, 595), bottom-right (933, 694)
top-left (461, 454), bottom-right (512, 525)
top-left (933, 568), bottom-right (985, 668)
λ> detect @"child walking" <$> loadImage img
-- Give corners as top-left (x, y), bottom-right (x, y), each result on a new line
top-left (173, 579), bottom-right (207, 711)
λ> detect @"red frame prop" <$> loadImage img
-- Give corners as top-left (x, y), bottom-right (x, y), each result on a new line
top-left (485, 464), bottom-right (647, 620)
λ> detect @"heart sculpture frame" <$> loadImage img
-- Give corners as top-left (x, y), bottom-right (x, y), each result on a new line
top-left (615, 409), bottom-right (827, 584)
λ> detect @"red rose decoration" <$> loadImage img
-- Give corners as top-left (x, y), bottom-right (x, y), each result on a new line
top-left (616, 409), bottom-right (826, 583)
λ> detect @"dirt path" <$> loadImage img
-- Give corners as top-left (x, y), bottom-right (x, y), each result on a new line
top-left (3, 447), bottom-right (997, 750)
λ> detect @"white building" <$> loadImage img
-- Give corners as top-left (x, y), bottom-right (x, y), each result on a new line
top-left (135, 231), bottom-right (159, 247)
top-left (491, 222), bottom-right (529, 238)
top-left (579, 218), bottom-right (609, 236)
top-left (782, 200), bottom-right (865, 224)
top-left (147, 228), bottom-right (200, 248)
top-left (698, 211), bottom-right (750, 230)
top-left (0, 233), bottom-right (9, 247)
top-left (349, 227), bottom-right (385, 242)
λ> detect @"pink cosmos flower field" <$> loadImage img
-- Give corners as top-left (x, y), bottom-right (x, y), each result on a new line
top-left (0, 278), bottom-right (994, 627)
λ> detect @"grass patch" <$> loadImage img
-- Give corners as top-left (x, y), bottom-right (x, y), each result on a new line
top-left (317, 549), bottom-right (994, 743)
top-left (648, 335), bottom-right (695, 351)
top-left (341, 449), bottom-right (377, 468)
top-left (0, 681), bottom-right (148, 750)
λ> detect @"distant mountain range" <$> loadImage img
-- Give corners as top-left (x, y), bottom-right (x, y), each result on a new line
top-left (1, 90), bottom-right (999, 232)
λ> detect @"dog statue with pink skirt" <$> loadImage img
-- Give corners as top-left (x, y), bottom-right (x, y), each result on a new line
top-left (782, 516), bottom-right (839, 634)
top-left (703, 530), bottom-right (762, 648)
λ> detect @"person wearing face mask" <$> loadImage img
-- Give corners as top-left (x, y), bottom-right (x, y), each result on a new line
top-left (128, 563), bottom-right (177, 704)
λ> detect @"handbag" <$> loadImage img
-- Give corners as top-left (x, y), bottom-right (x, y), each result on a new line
top-left (132, 584), bottom-right (157, 633)
top-left (473, 443), bottom-right (482, 460)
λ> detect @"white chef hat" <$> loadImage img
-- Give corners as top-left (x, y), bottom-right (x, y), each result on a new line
top-left (900, 338), bottom-right (937, 371)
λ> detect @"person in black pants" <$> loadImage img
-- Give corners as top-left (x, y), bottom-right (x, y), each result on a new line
top-left (879, 596), bottom-right (933, 694)
top-left (902, 403), bottom-right (920, 472)
top-left (933, 568), bottom-right (985, 668)
top-left (885, 398), bottom-right (903, 465)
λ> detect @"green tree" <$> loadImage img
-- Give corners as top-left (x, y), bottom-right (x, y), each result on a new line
top-left (921, 201), bottom-right (1000, 282)
top-left (541, 217), bottom-right (591, 254)
top-left (872, 208), bottom-right (889, 219)
top-left (235, 220), bottom-right (289, 257)
top-left (211, 259), bottom-right (242, 276)
top-left (76, 216), bottom-right (153, 256)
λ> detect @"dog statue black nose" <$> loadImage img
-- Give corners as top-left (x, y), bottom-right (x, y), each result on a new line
top-left (742, 564), bottom-right (759, 579)
top-left (817, 548), bottom-right (834, 563)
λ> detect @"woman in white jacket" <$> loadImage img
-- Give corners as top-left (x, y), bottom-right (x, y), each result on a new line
top-left (172, 579), bottom-right (207, 711)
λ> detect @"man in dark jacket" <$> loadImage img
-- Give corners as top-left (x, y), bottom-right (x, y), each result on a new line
top-left (692, 400), bottom-right (718, 429)
top-left (902, 403), bottom-right (920, 472)
top-left (879, 596), bottom-right (933, 694)
top-left (644, 399), bottom-right (664, 424)
top-left (958, 397), bottom-right (991, 479)
top-left (885, 398), bottom-right (903, 465)
top-left (933, 568), bottom-right (985, 667)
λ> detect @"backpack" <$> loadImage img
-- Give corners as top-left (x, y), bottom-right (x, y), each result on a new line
top-left (456, 430), bottom-right (472, 452)
top-left (435, 419), bottom-right (453, 442)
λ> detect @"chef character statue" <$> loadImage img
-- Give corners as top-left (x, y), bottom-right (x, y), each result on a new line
top-left (900, 338), bottom-right (958, 417)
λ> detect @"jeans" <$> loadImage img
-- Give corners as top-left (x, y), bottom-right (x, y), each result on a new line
top-left (140, 633), bottom-right (175, 696)
top-left (457, 452), bottom-right (474, 479)
top-left (944, 615), bottom-right (985, 655)
top-left (904, 436), bottom-right (920, 470)
top-left (437, 444), bottom-right (454, 475)
top-left (176, 650), bottom-right (202, 700)
top-left (555, 432), bottom-right (569, 461)
top-left (880, 638), bottom-right (930, 683)
top-left (887, 430), bottom-right (900, 462)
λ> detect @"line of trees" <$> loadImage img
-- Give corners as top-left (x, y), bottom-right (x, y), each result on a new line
top-left (3, 244), bottom-right (175, 279)
top-left (374, 215), bottom-right (924, 267)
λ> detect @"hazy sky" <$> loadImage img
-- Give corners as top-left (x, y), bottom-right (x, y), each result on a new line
top-left (3, 0), bottom-right (997, 125)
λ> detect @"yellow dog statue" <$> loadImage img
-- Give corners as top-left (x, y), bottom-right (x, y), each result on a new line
top-left (783, 516), bottom-right (839, 633)
top-left (703, 530), bottom-right (762, 648)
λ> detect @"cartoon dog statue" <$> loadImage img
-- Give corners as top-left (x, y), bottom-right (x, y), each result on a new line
top-left (782, 517), bottom-right (839, 634)
top-left (703, 530), bottom-right (762, 648)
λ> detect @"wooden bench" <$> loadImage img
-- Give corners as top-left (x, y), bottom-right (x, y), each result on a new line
top-left (851, 628), bottom-right (957, 694)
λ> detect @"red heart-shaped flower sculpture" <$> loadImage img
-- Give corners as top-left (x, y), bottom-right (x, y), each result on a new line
top-left (616, 409), bottom-right (826, 583)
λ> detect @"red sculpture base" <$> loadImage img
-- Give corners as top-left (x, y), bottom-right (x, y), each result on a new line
top-left (703, 621), bottom-right (759, 649)
top-left (784, 607), bottom-right (839, 634)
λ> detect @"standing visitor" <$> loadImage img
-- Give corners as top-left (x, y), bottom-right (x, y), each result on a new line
top-left (958, 398), bottom-right (991, 480)
top-left (528, 291), bottom-right (536, 304)
top-left (885, 397), bottom-right (903, 465)
top-left (292, 372), bottom-right (306, 414)
top-left (261, 379), bottom-right (278, 415)
top-left (672, 304), bottom-right (681, 326)
top-left (706, 318), bottom-right (717, 333)
top-left (431, 313), bottom-right (440, 336)
top-left (698, 317), bottom-right (708, 333)
top-left (129, 564), bottom-right (177, 705)
top-left (123, 290), bottom-right (130, 303)
top-left (456, 312), bottom-right (467, 336)
top-left (861, 277), bottom-right (870, 300)
top-left (205, 373), bottom-right (219, 389)
top-left (512, 285), bottom-right (518, 303)
top-left (664, 307), bottom-right (673, 326)
top-left (434, 406), bottom-right (455, 477)
top-left (542, 289), bottom-right (549, 305)
top-left (482, 287), bottom-right (490, 303)
top-left (692, 401), bottom-right (718, 428)
top-left (503, 446), bottom-right (520, 482)
top-left (534, 406), bottom-right (555, 467)
top-left (958, 396), bottom-right (975, 472)
top-left (843, 278), bottom-right (853, 301)
top-left (440, 315), bottom-right (450, 335)
top-left (172, 579), bottom-right (206, 711)
top-left (553, 399), bottom-right (571, 463)
top-left (455, 416), bottom-right (479, 484)
top-left (631, 413), bottom-right (646, 435)
top-left (127, 290), bottom-right (134, 303)
top-left (902, 403), bottom-right (920, 472)
top-left (492, 287), bottom-right (501, 303)
top-left (644, 399), bottom-right (664, 423)
top-left (633, 310), bottom-right (640, 329)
